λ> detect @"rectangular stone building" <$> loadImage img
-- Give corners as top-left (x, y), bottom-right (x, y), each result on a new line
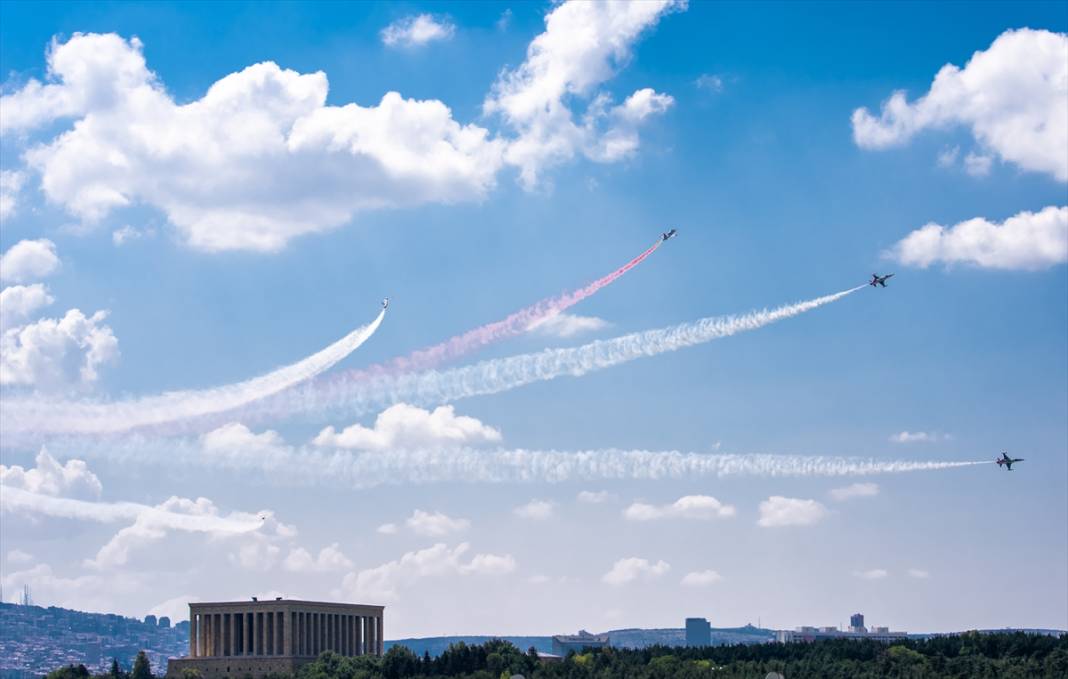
top-left (166, 598), bottom-right (384, 678)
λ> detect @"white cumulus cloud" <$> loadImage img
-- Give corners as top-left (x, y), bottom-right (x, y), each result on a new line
top-left (0, 284), bottom-right (55, 329)
top-left (0, 239), bottom-right (60, 283)
top-left (852, 28), bottom-right (1068, 182)
top-left (381, 14), bottom-right (456, 47)
top-left (342, 542), bottom-right (515, 601)
top-left (829, 482), bottom-right (879, 501)
top-left (0, 170), bottom-right (26, 219)
top-left (602, 557), bottom-right (670, 585)
top-left (1, 309), bottom-right (118, 389)
top-left (484, 0), bottom-right (682, 187)
top-left (0, 448), bottom-right (102, 498)
top-left (757, 496), bottom-right (828, 528)
top-left (2, 33), bottom-right (504, 252)
top-left (623, 495), bottom-right (736, 521)
top-left (405, 509), bottom-right (471, 537)
top-left (888, 206), bottom-right (1067, 271)
top-left (313, 403), bottom-right (502, 451)
top-left (283, 543), bottom-right (353, 573)
top-left (513, 499), bottom-right (554, 520)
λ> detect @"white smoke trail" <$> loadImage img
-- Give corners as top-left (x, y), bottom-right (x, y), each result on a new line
top-left (0, 485), bottom-right (264, 534)
top-left (275, 285), bottom-right (867, 420)
top-left (2, 307), bottom-right (386, 438)
top-left (39, 434), bottom-right (990, 490)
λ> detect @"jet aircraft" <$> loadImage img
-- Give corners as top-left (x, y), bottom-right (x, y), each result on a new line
top-left (870, 273), bottom-right (894, 287)
top-left (661, 229), bottom-right (678, 242)
top-left (996, 452), bottom-right (1024, 471)
top-left (382, 298), bottom-right (389, 309)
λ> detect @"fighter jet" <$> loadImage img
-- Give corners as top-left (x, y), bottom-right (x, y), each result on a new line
top-left (382, 298), bottom-right (389, 309)
top-left (870, 273), bottom-right (895, 287)
top-left (996, 452), bottom-right (1024, 471)
top-left (661, 228), bottom-right (678, 242)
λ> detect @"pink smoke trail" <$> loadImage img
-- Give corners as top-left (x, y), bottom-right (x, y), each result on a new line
top-left (346, 238), bottom-right (664, 379)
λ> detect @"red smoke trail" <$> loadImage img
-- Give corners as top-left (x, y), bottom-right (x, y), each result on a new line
top-left (347, 238), bottom-right (663, 379)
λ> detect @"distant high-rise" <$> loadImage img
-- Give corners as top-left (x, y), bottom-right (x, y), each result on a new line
top-left (145, 615), bottom-right (158, 627)
top-left (159, 616), bottom-right (172, 628)
top-left (849, 613), bottom-right (865, 633)
top-left (685, 617), bottom-right (712, 647)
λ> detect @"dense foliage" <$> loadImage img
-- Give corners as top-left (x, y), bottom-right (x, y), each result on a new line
top-left (47, 632), bottom-right (1068, 679)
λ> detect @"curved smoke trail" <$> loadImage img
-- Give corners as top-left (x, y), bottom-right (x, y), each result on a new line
top-left (273, 285), bottom-right (867, 420)
top-left (334, 238), bottom-right (663, 381)
top-left (2, 307), bottom-right (387, 438)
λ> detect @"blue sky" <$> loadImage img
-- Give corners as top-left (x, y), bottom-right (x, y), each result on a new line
top-left (1, 1), bottom-right (1066, 637)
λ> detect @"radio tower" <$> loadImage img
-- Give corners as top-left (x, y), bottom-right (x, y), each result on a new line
top-left (20, 585), bottom-right (32, 606)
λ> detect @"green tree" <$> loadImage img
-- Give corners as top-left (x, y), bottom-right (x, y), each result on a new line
top-left (381, 645), bottom-right (420, 679)
top-left (130, 651), bottom-right (152, 679)
top-left (109, 659), bottom-right (123, 679)
top-left (46, 665), bottom-right (90, 679)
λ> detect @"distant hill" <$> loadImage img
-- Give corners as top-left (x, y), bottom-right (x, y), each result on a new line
top-left (0, 602), bottom-right (187, 679)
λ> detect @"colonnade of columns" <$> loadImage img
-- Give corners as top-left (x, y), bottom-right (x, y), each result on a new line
top-left (187, 608), bottom-right (382, 658)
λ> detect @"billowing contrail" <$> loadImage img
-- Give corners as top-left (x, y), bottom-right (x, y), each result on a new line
top-left (335, 238), bottom-right (664, 380)
top-left (275, 285), bottom-right (867, 420)
top-left (2, 307), bottom-right (386, 438)
top-left (50, 434), bottom-right (989, 489)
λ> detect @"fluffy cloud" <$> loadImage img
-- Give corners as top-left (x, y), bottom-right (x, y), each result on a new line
top-left (0, 239), bottom-right (60, 283)
top-left (602, 557), bottom-right (670, 585)
top-left (0, 563), bottom-right (142, 615)
top-left (576, 490), bottom-right (612, 504)
top-left (888, 206), bottom-right (1067, 271)
top-left (111, 225), bottom-right (152, 245)
top-left (852, 29), bottom-right (1068, 182)
top-left (282, 543), bottom-right (353, 573)
top-left (7, 549), bottom-right (34, 565)
top-left (854, 568), bottom-right (889, 580)
top-left (0, 170), bottom-right (26, 219)
top-left (377, 523), bottom-right (398, 535)
top-left (513, 499), bottom-right (554, 520)
top-left (313, 403), bottom-right (502, 451)
top-left (623, 495), bottom-right (735, 521)
top-left (200, 422), bottom-right (292, 469)
top-left (0, 448), bottom-right (101, 498)
top-left (528, 312), bottom-right (609, 338)
top-left (381, 14), bottom-right (455, 47)
top-left (829, 482), bottom-right (879, 502)
top-left (2, 33), bottom-right (504, 252)
top-left (342, 542), bottom-right (516, 600)
top-left (0, 309), bottom-right (118, 389)
top-left (907, 568), bottom-right (931, 579)
top-left (0, 284), bottom-right (54, 329)
top-left (681, 569), bottom-right (722, 587)
top-left (405, 509), bottom-right (471, 537)
top-left (757, 496), bottom-right (828, 528)
top-left (484, 0), bottom-right (681, 187)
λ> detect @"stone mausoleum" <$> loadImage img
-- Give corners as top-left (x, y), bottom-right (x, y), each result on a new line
top-left (166, 598), bottom-right (384, 678)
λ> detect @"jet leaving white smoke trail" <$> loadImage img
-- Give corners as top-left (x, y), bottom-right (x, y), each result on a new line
top-left (2, 307), bottom-right (386, 438)
top-left (276, 285), bottom-right (868, 420)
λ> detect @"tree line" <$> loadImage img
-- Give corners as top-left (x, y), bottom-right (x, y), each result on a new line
top-left (45, 631), bottom-right (1068, 679)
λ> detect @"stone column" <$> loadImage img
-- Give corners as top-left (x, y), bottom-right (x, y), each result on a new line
top-left (276, 611), bottom-right (283, 656)
top-left (285, 611), bottom-right (293, 656)
top-left (216, 613), bottom-right (223, 657)
top-left (359, 616), bottom-right (365, 655)
top-left (378, 616), bottom-right (383, 656)
top-left (244, 612), bottom-right (252, 656)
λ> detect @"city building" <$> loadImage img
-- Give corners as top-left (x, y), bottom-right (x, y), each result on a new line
top-left (165, 598), bottom-right (384, 679)
top-left (550, 630), bottom-right (609, 656)
top-left (849, 613), bottom-right (865, 634)
top-left (776, 614), bottom-right (906, 644)
top-left (685, 618), bottom-right (711, 647)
